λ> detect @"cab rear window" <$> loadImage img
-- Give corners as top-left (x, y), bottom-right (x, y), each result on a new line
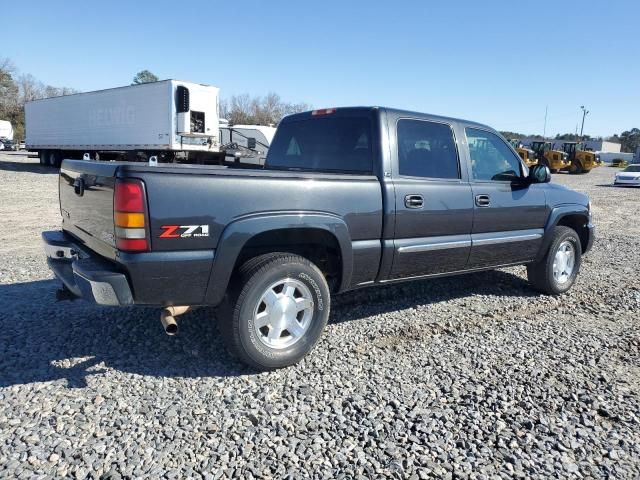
top-left (265, 116), bottom-right (373, 173)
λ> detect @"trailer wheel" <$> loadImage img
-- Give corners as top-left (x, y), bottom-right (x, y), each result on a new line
top-left (48, 151), bottom-right (61, 168)
top-left (38, 151), bottom-right (48, 166)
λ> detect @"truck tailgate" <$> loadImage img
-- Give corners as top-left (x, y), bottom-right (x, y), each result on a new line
top-left (59, 160), bottom-right (119, 259)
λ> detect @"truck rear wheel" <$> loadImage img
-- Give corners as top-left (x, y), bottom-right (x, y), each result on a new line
top-left (219, 253), bottom-right (331, 370)
top-left (527, 226), bottom-right (582, 295)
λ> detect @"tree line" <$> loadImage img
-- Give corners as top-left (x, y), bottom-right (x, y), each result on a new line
top-left (4, 59), bottom-right (635, 152)
top-left (500, 129), bottom-right (639, 153)
top-left (0, 58), bottom-right (79, 140)
top-left (219, 93), bottom-right (311, 126)
top-left (606, 129), bottom-right (640, 153)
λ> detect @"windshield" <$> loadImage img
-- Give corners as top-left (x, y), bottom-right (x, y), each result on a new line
top-left (624, 165), bottom-right (640, 172)
top-left (532, 142), bottom-right (550, 152)
top-left (266, 115), bottom-right (373, 173)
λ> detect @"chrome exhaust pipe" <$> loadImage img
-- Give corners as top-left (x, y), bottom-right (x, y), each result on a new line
top-left (160, 306), bottom-right (190, 336)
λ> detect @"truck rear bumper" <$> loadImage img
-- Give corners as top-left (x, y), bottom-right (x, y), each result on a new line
top-left (43, 230), bottom-right (133, 306)
top-left (43, 230), bottom-right (215, 306)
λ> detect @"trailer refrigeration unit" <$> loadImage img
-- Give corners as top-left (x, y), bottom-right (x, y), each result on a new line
top-left (25, 80), bottom-right (222, 167)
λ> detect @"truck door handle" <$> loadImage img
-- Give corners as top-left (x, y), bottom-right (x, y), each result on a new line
top-left (475, 194), bottom-right (490, 207)
top-left (405, 194), bottom-right (424, 209)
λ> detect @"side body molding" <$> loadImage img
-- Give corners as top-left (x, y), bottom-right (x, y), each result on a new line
top-left (204, 212), bottom-right (354, 306)
top-left (537, 204), bottom-right (590, 260)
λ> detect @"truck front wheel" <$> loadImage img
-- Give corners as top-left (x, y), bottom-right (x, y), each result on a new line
top-left (527, 226), bottom-right (582, 295)
top-left (219, 253), bottom-right (331, 370)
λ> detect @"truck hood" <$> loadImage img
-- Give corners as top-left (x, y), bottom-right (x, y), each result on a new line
top-left (544, 182), bottom-right (589, 209)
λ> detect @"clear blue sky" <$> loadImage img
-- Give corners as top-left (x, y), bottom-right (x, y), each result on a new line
top-left (3, 0), bottom-right (638, 137)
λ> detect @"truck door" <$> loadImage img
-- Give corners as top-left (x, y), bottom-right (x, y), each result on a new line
top-left (465, 127), bottom-right (547, 268)
top-left (388, 118), bottom-right (474, 279)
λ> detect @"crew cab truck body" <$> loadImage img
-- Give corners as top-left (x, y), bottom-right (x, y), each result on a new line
top-left (43, 107), bottom-right (594, 369)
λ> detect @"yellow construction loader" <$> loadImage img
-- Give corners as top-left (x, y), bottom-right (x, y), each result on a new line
top-left (558, 142), bottom-right (600, 173)
top-left (530, 141), bottom-right (571, 172)
top-left (508, 139), bottom-right (538, 167)
top-left (518, 147), bottom-right (538, 167)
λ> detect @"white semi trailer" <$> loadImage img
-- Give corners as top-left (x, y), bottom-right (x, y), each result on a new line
top-left (25, 80), bottom-right (223, 167)
top-left (0, 120), bottom-right (13, 141)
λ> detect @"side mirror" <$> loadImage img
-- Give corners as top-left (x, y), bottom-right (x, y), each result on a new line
top-left (529, 164), bottom-right (551, 183)
top-left (247, 137), bottom-right (257, 150)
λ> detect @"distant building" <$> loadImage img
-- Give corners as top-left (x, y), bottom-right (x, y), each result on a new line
top-left (584, 140), bottom-right (621, 153)
top-left (519, 138), bottom-right (621, 153)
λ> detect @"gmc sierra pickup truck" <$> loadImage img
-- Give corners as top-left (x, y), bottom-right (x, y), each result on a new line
top-left (43, 107), bottom-right (594, 370)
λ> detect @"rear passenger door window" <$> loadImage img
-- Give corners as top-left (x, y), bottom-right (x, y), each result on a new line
top-left (397, 119), bottom-right (459, 179)
top-left (466, 128), bottom-right (523, 181)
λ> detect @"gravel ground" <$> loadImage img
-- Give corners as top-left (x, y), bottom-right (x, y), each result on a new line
top-left (0, 152), bottom-right (638, 479)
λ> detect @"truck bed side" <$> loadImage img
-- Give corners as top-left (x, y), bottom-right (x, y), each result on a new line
top-left (59, 161), bottom-right (384, 305)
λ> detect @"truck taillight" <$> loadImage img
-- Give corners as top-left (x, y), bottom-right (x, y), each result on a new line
top-left (114, 179), bottom-right (149, 252)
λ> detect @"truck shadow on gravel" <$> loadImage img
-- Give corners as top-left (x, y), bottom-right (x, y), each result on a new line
top-left (0, 159), bottom-right (58, 174)
top-left (331, 269), bottom-right (536, 323)
top-left (0, 270), bottom-right (535, 388)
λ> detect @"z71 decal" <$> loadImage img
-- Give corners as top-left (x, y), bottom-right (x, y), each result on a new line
top-left (159, 225), bottom-right (210, 238)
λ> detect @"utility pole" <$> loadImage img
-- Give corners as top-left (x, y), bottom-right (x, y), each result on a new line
top-left (580, 106), bottom-right (589, 139)
top-left (543, 105), bottom-right (548, 138)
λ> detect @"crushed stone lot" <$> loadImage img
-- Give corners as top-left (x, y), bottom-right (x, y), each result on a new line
top-left (0, 152), bottom-right (638, 479)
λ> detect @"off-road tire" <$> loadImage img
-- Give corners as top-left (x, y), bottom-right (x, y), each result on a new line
top-left (219, 253), bottom-right (330, 370)
top-left (527, 226), bottom-right (582, 295)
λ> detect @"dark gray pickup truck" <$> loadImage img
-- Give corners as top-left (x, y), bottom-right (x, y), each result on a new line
top-left (43, 107), bottom-right (594, 369)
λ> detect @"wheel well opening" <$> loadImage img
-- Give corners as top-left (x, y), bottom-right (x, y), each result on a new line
top-left (557, 214), bottom-right (589, 253)
top-left (234, 229), bottom-right (343, 292)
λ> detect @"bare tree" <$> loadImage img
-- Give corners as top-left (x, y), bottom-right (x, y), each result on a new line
top-left (17, 74), bottom-right (45, 103)
top-left (0, 58), bottom-right (19, 110)
top-left (60, 87), bottom-right (78, 96)
top-left (44, 85), bottom-right (61, 98)
top-left (221, 92), bottom-right (311, 126)
top-left (0, 57), bottom-right (79, 139)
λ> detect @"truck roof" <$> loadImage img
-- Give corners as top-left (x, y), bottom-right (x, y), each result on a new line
top-left (280, 106), bottom-right (493, 131)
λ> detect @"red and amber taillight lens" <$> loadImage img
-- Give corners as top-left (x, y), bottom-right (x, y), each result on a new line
top-left (114, 179), bottom-right (149, 252)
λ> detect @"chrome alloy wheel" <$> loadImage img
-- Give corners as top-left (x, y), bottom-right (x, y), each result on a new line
top-left (253, 278), bottom-right (314, 349)
top-left (552, 240), bottom-right (575, 284)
